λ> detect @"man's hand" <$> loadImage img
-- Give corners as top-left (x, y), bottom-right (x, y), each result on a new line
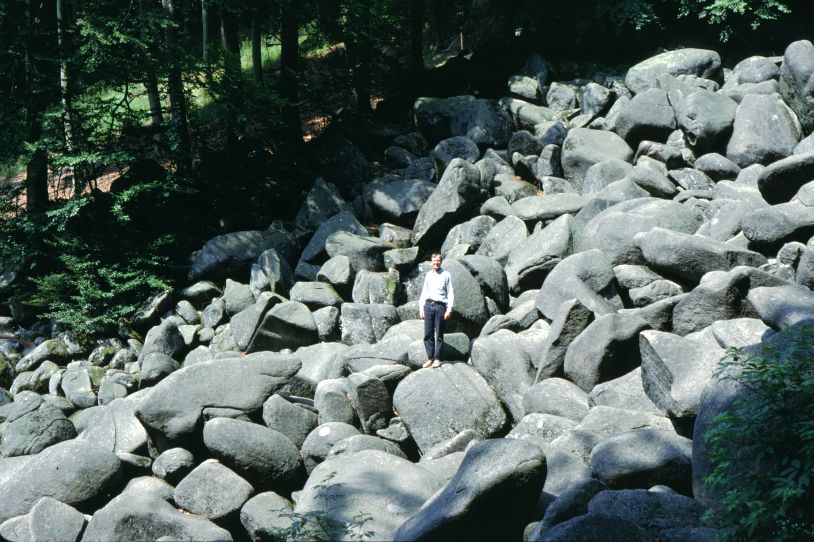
top-left (419, 310), bottom-right (424, 319)
top-left (444, 310), bottom-right (451, 320)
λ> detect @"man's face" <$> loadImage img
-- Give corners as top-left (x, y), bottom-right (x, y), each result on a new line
top-left (431, 255), bottom-right (442, 271)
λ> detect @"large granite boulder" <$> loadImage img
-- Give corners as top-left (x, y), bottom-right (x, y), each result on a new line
top-left (564, 313), bottom-right (651, 392)
top-left (450, 99), bottom-right (514, 148)
top-left (0, 439), bottom-right (122, 522)
top-left (611, 89), bottom-right (676, 146)
top-left (296, 449), bottom-right (445, 541)
top-left (135, 352), bottom-right (301, 443)
top-left (0, 497), bottom-right (86, 542)
top-left (674, 90), bottom-right (738, 152)
top-left (625, 49), bottom-right (722, 95)
top-left (367, 179), bottom-right (435, 226)
top-left (395, 438), bottom-right (546, 542)
top-left (0, 393), bottom-right (76, 457)
top-left (174, 460), bottom-right (254, 520)
top-left (189, 228), bottom-right (296, 282)
top-left (393, 363), bottom-right (507, 453)
top-left (636, 227), bottom-right (767, 282)
top-left (247, 301), bottom-right (319, 352)
top-left (470, 330), bottom-right (537, 423)
top-left (778, 39), bottom-right (814, 133)
top-left (203, 417), bottom-right (305, 493)
top-left (757, 151), bottom-right (814, 205)
top-left (412, 158), bottom-right (487, 248)
top-left (505, 214), bottom-right (575, 293)
top-left (295, 178), bottom-right (352, 236)
top-left (561, 129), bottom-right (634, 192)
top-left (591, 428), bottom-right (693, 493)
top-left (535, 250), bottom-right (623, 320)
top-left (579, 198), bottom-right (701, 265)
top-left (82, 490), bottom-right (231, 542)
top-left (639, 330), bottom-right (725, 418)
top-left (726, 93), bottom-right (801, 168)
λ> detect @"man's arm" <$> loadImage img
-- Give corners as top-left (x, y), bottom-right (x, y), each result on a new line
top-left (418, 275), bottom-right (429, 319)
top-left (444, 272), bottom-right (454, 320)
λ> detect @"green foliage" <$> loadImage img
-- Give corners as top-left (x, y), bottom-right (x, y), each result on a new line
top-left (0, 177), bottom-right (194, 335)
top-left (703, 325), bottom-right (814, 541)
top-left (679, 0), bottom-right (791, 41)
top-left (28, 242), bottom-right (170, 335)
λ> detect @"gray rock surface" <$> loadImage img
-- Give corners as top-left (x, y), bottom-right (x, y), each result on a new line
top-left (564, 313), bottom-right (651, 392)
top-left (247, 301), bottom-right (318, 352)
top-left (536, 250), bottom-right (623, 320)
top-left (135, 352), bottom-right (301, 442)
top-left (152, 447), bottom-right (194, 484)
top-left (395, 438), bottom-right (546, 542)
top-left (637, 227), bottom-right (767, 281)
top-left (393, 363), bottom-right (507, 453)
top-left (612, 88), bottom-right (676, 145)
top-left (301, 422), bottom-right (361, 473)
top-left (262, 394), bottom-right (319, 448)
top-left (174, 459), bottom-right (254, 520)
top-left (0, 393), bottom-right (76, 457)
top-left (203, 417), bottom-right (304, 492)
top-left (625, 48), bottom-right (722, 95)
top-left (726, 93), bottom-right (801, 167)
top-left (591, 428), bottom-right (693, 493)
top-left (412, 158), bottom-right (487, 248)
top-left (240, 492), bottom-right (294, 542)
top-left (779, 40), bottom-right (814, 133)
top-left (297, 449), bottom-right (444, 541)
top-left (82, 490), bottom-right (232, 542)
top-left (561, 129), bottom-right (634, 192)
top-left (0, 439), bottom-right (122, 522)
top-left (639, 330), bottom-right (724, 418)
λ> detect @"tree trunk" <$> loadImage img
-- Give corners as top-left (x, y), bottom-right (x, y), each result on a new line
top-left (162, 0), bottom-right (192, 174)
top-left (56, 0), bottom-right (76, 152)
top-left (57, 0), bottom-right (85, 194)
top-left (25, 0), bottom-right (49, 210)
top-left (251, 14), bottom-right (263, 84)
top-left (279, 2), bottom-right (301, 142)
top-left (201, 0), bottom-right (208, 62)
top-left (220, 8), bottom-right (241, 79)
top-left (140, 0), bottom-right (163, 128)
top-left (410, 0), bottom-right (425, 79)
top-left (348, 6), bottom-right (372, 115)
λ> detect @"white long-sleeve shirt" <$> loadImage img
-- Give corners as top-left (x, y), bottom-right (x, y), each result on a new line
top-left (419, 268), bottom-right (454, 310)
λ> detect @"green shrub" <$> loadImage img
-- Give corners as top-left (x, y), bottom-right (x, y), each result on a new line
top-left (703, 324), bottom-right (814, 541)
top-left (0, 180), bottom-right (189, 336)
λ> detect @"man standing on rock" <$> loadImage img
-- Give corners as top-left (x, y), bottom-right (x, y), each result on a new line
top-left (419, 253), bottom-right (454, 368)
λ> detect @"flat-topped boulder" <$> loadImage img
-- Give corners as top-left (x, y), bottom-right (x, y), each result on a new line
top-left (135, 352), bottom-right (301, 442)
top-left (625, 48), bottom-right (722, 95)
top-left (393, 363), bottom-right (507, 453)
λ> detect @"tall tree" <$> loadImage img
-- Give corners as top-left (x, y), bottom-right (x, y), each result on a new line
top-left (140, 0), bottom-right (163, 128)
top-left (345, 0), bottom-right (372, 115)
top-left (278, 0), bottom-right (302, 141)
top-left (410, 0), bottom-right (425, 81)
top-left (220, 3), bottom-right (241, 78)
top-left (161, 0), bottom-right (192, 174)
top-left (25, 0), bottom-right (50, 210)
top-left (251, 8), bottom-right (263, 84)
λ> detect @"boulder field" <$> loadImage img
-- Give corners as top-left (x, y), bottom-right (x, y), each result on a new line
top-left (3, 40), bottom-right (814, 541)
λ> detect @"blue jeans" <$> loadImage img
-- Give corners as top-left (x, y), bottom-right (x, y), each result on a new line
top-left (423, 302), bottom-right (446, 360)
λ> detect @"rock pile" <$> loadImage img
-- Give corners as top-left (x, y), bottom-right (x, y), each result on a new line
top-left (3, 40), bottom-right (814, 541)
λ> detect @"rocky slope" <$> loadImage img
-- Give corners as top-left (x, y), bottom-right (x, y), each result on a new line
top-left (2, 39), bottom-right (814, 542)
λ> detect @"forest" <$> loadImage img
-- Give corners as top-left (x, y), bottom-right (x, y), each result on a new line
top-left (0, 0), bottom-right (812, 334)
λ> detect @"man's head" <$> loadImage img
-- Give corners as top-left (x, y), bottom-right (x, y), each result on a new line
top-left (431, 253), bottom-right (442, 271)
